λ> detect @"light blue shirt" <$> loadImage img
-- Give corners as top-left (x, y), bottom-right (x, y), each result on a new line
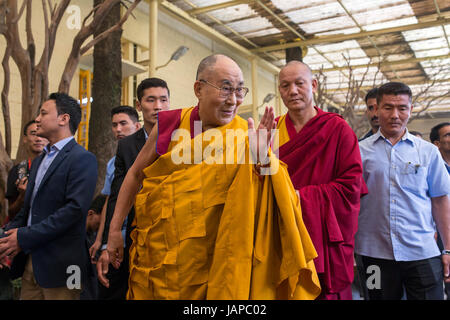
top-left (28, 136), bottom-right (74, 226)
top-left (143, 127), bottom-right (148, 140)
top-left (100, 156), bottom-right (127, 248)
top-left (101, 128), bottom-right (148, 249)
top-left (101, 156), bottom-right (115, 196)
top-left (355, 129), bottom-right (450, 261)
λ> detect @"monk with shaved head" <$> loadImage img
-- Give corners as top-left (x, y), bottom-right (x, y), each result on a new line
top-left (274, 60), bottom-right (368, 300)
top-left (105, 54), bottom-right (320, 300)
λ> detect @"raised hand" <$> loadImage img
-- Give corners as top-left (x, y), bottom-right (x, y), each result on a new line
top-left (248, 106), bottom-right (276, 165)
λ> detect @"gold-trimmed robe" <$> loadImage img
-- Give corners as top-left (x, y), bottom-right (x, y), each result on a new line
top-left (128, 106), bottom-right (320, 300)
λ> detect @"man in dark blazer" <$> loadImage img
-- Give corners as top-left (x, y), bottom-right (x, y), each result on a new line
top-left (0, 93), bottom-right (97, 300)
top-left (96, 78), bottom-right (170, 299)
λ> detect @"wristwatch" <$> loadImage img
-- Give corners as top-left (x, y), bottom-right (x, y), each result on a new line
top-left (442, 250), bottom-right (450, 255)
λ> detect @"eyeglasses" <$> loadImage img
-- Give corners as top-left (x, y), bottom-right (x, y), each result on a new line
top-left (199, 79), bottom-right (249, 99)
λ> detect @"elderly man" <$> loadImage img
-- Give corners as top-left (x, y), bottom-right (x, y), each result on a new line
top-left (274, 60), bottom-right (367, 300)
top-left (106, 54), bottom-right (320, 300)
top-left (356, 82), bottom-right (450, 300)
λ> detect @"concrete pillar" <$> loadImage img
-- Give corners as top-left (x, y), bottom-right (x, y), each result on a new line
top-left (274, 74), bottom-right (282, 116)
top-left (251, 58), bottom-right (259, 121)
top-left (149, 0), bottom-right (158, 77)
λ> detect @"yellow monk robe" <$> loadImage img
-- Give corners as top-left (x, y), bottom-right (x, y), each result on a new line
top-left (128, 106), bottom-right (321, 300)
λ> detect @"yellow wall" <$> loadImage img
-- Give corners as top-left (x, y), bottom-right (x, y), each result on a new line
top-left (0, 1), bottom-right (279, 158)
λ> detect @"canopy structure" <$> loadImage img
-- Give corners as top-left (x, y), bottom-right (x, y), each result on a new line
top-left (164, 0), bottom-right (450, 115)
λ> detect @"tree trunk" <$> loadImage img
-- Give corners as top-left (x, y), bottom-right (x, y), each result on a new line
top-left (88, 0), bottom-right (122, 195)
top-left (0, 130), bottom-right (12, 225)
top-left (1, 46), bottom-right (12, 157)
top-left (14, 68), bottom-right (34, 161)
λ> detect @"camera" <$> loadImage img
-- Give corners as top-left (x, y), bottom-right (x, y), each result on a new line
top-left (17, 161), bottom-right (29, 181)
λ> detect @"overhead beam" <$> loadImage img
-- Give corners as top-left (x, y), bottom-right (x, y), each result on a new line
top-left (313, 54), bottom-right (450, 73)
top-left (326, 78), bottom-right (450, 93)
top-left (187, 0), bottom-right (254, 16)
top-left (159, 0), bottom-right (280, 74)
top-left (255, 0), bottom-right (304, 39)
top-left (251, 17), bottom-right (450, 53)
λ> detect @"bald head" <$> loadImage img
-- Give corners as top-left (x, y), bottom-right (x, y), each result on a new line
top-left (196, 54), bottom-right (240, 80)
top-left (280, 60), bottom-right (313, 80)
top-left (278, 60), bottom-right (317, 113)
top-left (194, 54), bottom-right (244, 130)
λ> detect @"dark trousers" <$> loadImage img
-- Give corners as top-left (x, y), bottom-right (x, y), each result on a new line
top-left (354, 254), bottom-right (370, 300)
top-left (359, 255), bottom-right (444, 300)
top-left (98, 249), bottom-right (129, 300)
top-left (437, 233), bottom-right (450, 299)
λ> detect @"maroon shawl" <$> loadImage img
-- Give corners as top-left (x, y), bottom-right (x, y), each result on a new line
top-left (156, 106), bottom-right (200, 156)
top-left (277, 107), bottom-right (368, 294)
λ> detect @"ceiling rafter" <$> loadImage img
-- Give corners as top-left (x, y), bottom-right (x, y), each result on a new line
top-left (432, 0), bottom-right (450, 50)
top-left (187, 0), bottom-right (254, 16)
top-left (250, 16), bottom-right (450, 53)
top-left (180, 0), bottom-right (279, 62)
top-left (336, 0), bottom-right (403, 80)
top-left (313, 53), bottom-right (450, 72)
top-left (250, 0), bottom-right (354, 88)
top-left (163, 0), bottom-right (450, 112)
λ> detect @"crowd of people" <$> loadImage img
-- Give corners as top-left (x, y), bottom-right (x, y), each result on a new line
top-left (0, 54), bottom-right (448, 300)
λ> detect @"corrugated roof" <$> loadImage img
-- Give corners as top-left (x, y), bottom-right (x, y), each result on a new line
top-left (167, 0), bottom-right (450, 113)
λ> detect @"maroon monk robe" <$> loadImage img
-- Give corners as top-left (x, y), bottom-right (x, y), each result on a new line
top-left (276, 107), bottom-right (368, 297)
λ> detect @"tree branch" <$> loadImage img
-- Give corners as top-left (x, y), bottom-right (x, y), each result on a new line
top-left (58, 0), bottom-right (141, 93)
top-left (82, 3), bottom-right (103, 29)
top-left (47, 0), bottom-right (71, 62)
top-left (12, 0), bottom-right (27, 24)
top-left (47, 0), bottom-right (54, 15)
top-left (80, 0), bottom-right (141, 56)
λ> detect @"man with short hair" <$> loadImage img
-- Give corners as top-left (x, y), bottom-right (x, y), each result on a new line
top-left (356, 82), bottom-right (450, 300)
top-left (360, 87), bottom-right (379, 141)
top-left (5, 121), bottom-right (48, 223)
top-left (89, 106), bottom-right (140, 261)
top-left (106, 54), bottom-right (320, 300)
top-left (275, 60), bottom-right (367, 300)
top-left (430, 121), bottom-right (450, 299)
top-left (430, 122), bottom-right (450, 174)
top-left (96, 79), bottom-right (170, 300)
top-left (0, 93), bottom-right (97, 300)
top-left (1, 121), bottom-right (48, 299)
